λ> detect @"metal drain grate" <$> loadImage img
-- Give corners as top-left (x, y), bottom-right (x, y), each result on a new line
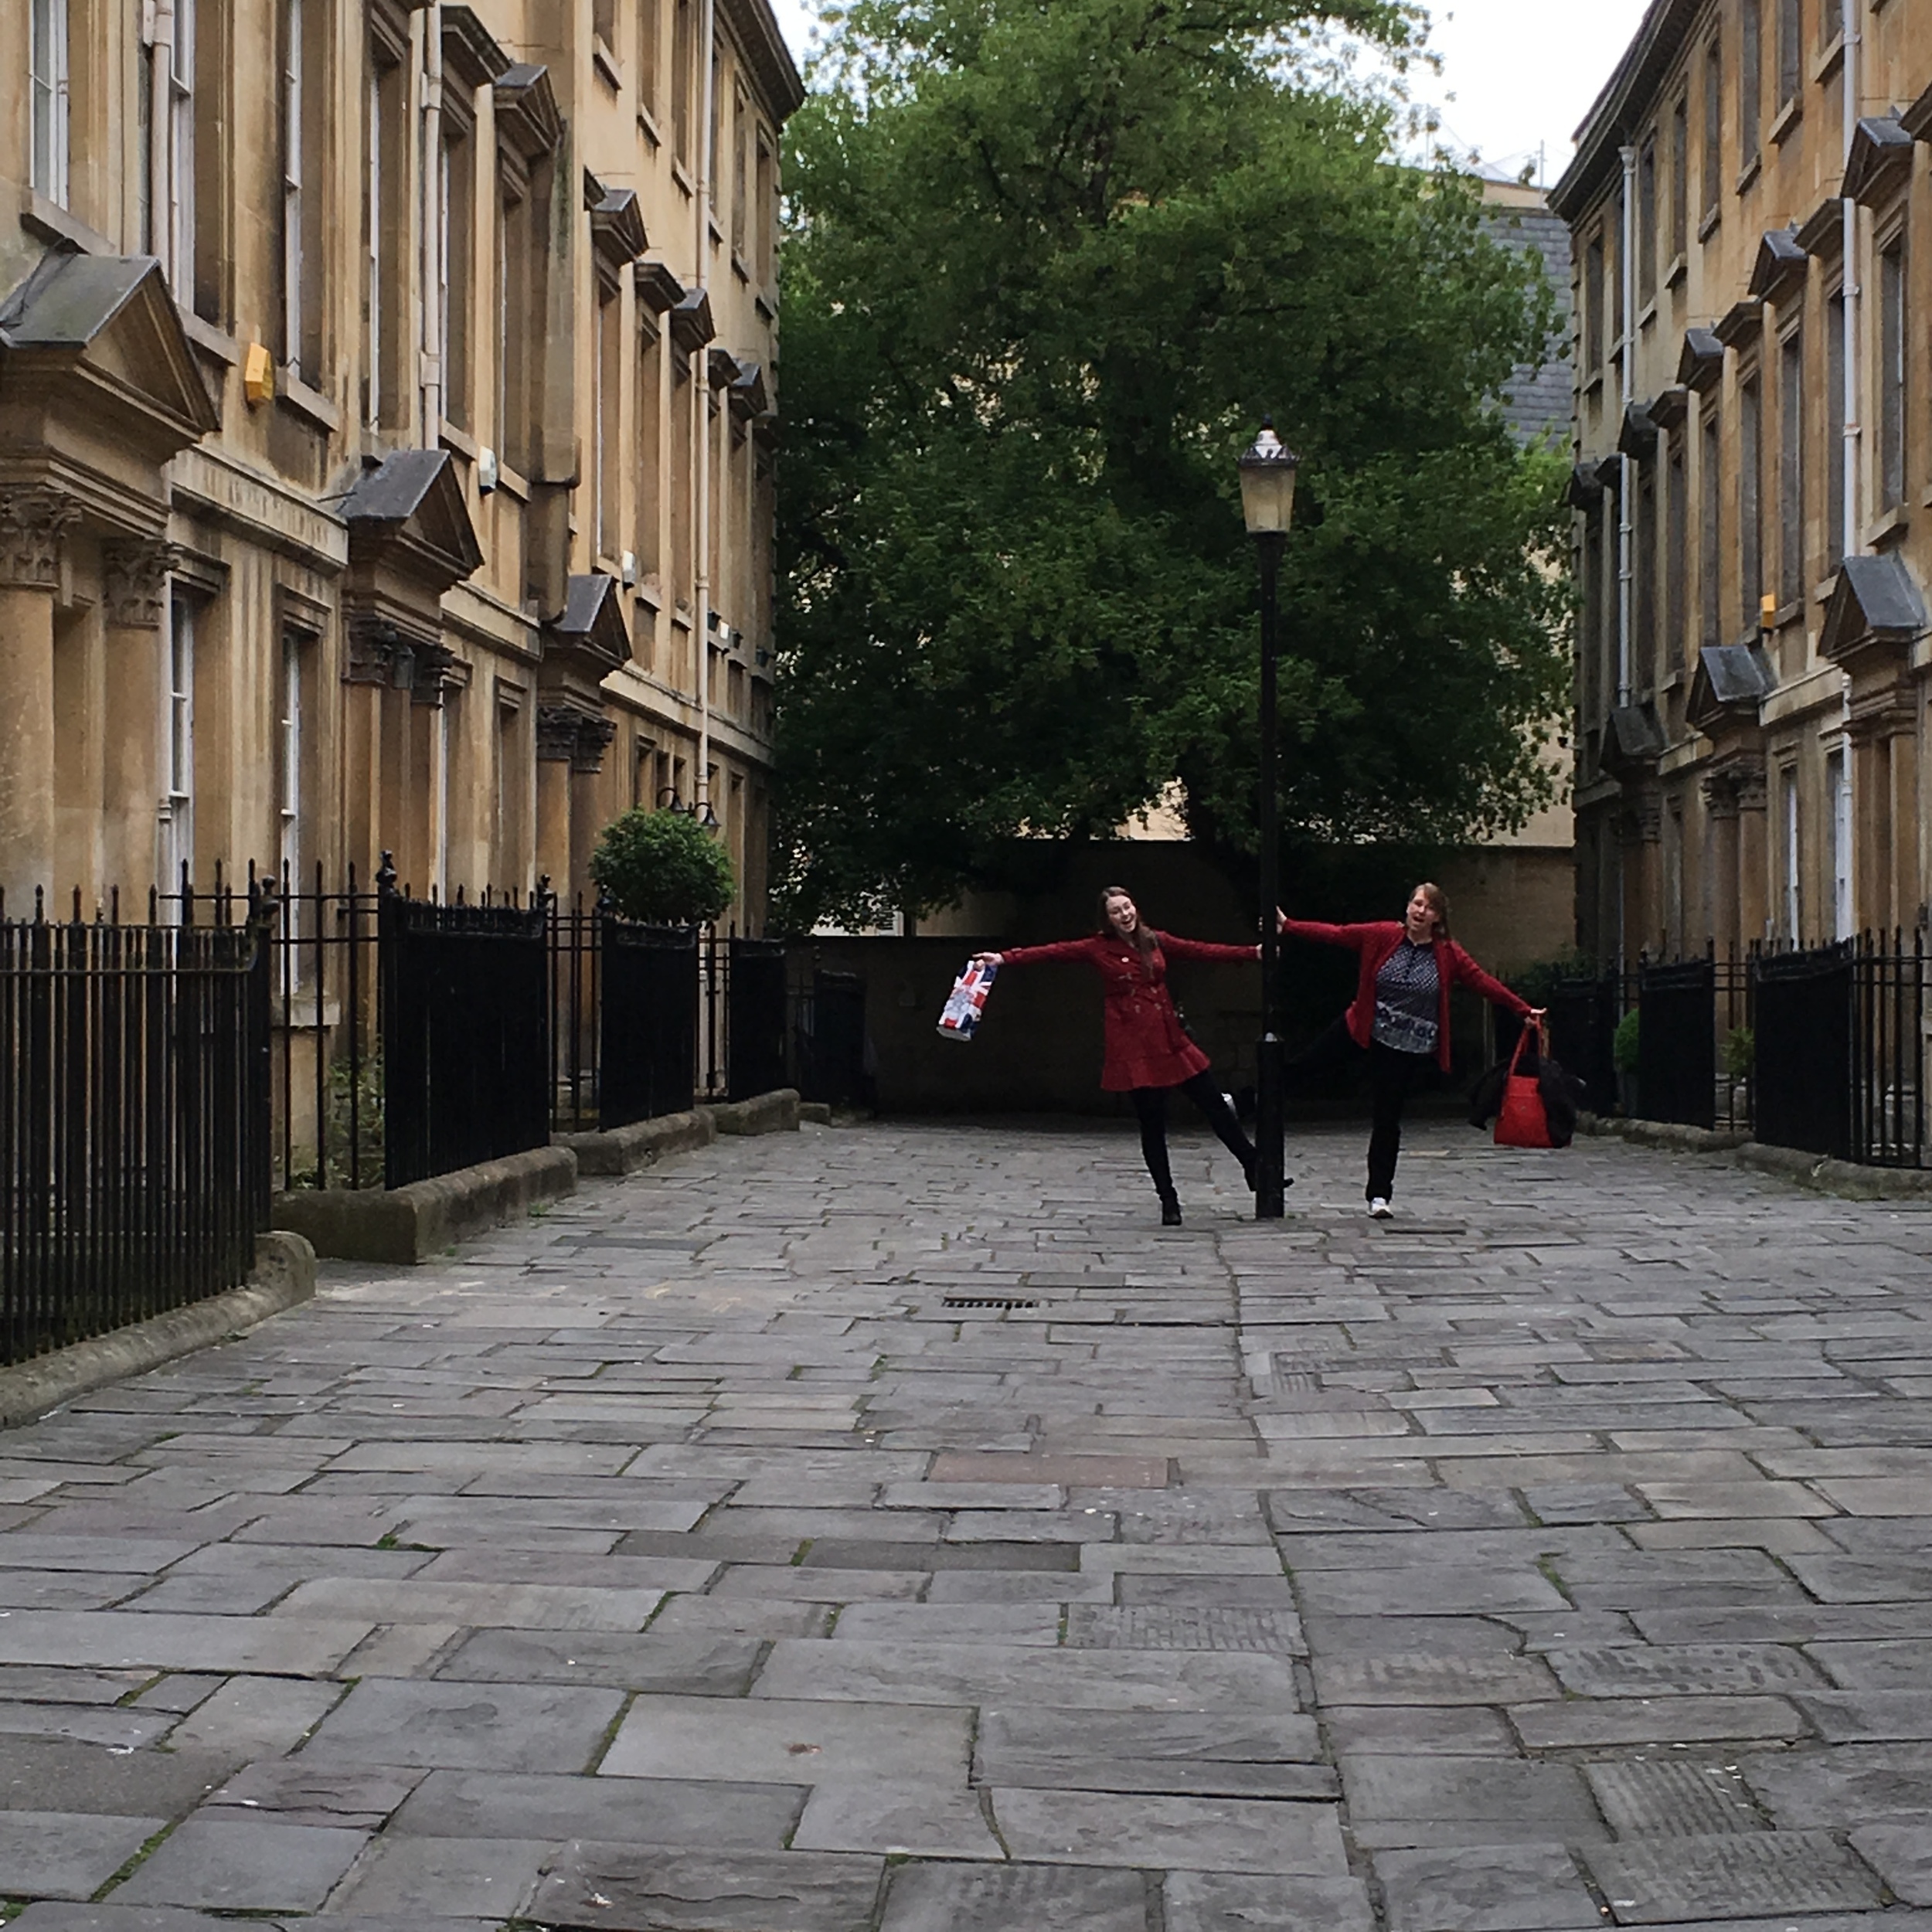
top-left (941, 1294), bottom-right (1040, 1311)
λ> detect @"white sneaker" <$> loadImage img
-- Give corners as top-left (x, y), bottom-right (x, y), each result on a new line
top-left (1367, 1198), bottom-right (1392, 1219)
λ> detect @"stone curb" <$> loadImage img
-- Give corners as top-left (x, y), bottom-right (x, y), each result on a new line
top-left (556, 1088), bottom-right (802, 1175)
top-left (271, 1145), bottom-right (579, 1265)
top-left (709, 1088), bottom-right (802, 1136)
top-left (1583, 1111), bottom-right (1932, 1201)
top-left (0, 1230), bottom-right (317, 1430)
top-left (1580, 1114), bottom-right (1750, 1155)
top-left (556, 1107), bottom-right (716, 1177)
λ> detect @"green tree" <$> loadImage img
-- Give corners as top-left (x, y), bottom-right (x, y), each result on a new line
top-left (589, 808), bottom-right (737, 926)
top-left (773, 0), bottom-right (1572, 931)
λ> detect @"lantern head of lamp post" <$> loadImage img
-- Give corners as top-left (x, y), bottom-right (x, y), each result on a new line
top-left (1237, 420), bottom-right (1299, 537)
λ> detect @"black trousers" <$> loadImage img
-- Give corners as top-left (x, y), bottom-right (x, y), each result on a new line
top-left (1128, 1072), bottom-right (1256, 1202)
top-left (1287, 1017), bottom-right (1436, 1201)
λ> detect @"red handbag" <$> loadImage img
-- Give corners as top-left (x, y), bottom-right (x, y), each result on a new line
top-left (1495, 1024), bottom-right (1555, 1149)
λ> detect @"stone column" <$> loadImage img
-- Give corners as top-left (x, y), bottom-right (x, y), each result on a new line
top-left (1851, 731), bottom-right (1887, 939)
top-left (1889, 728), bottom-right (1920, 936)
top-left (569, 717), bottom-right (616, 902)
top-left (535, 706), bottom-right (577, 901)
top-left (1702, 774), bottom-right (1740, 956)
top-left (1734, 764), bottom-right (1769, 947)
top-left (1621, 780), bottom-right (1662, 957)
top-left (100, 540), bottom-right (178, 901)
top-left (0, 488), bottom-right (78, 907)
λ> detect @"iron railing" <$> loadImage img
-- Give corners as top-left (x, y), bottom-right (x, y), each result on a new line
top-left (380, 886), bottom-right (551, 1189)
top-left (1, 885), bottom-right (271, 1367)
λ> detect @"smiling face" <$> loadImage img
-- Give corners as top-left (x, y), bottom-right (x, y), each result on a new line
top-left (1404, 886), bottom-right (1440, 943)
top-left (1104, 892), bottom-right (1140, 940)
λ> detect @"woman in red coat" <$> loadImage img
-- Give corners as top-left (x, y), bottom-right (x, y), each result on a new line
top-left (973, 886), bottom-right (1266, 1226)
top-left (1282, 882), bottom-right (1543, 1219)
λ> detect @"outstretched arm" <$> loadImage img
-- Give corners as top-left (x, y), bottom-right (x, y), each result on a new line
top-left (970, 937), bottom-right (1096, 968)
top-left (1279, 917), bottom-right (1379, 951)
top-left (1159, 933), bottom-right (1263, 964)
top-left (1447, 944), bottom-right (1539, 1020)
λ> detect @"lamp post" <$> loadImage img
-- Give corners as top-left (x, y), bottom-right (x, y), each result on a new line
top-left (1237, 419), bottom-right (1299, 1220)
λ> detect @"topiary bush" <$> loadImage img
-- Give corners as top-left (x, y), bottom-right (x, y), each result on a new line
top-left (589, 808), bottom-right (736, 927)
top-left (1612, 1007), bottom-right (1641, 1076)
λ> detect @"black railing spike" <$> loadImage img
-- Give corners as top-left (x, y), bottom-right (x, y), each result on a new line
top-left (376, 851), bottom-right (398, 895)
top-left (33, 886), bottom-right (45, 923)
top-left (71, 886), bottom-right (82, 923)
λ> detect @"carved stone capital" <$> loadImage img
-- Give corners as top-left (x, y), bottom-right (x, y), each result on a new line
top-left (536, 702), bottom-right (584, 763)
top-left (1701, 774), bottom-right (1740, 820)
top-left (0, 487), bottom-right (79, 590)
top-left (571, 716), bottom-right (617, 775)
top-left (102, 540), bottom-right (181, 628)
top-left (1733, 768), bottom-right (1768, 813)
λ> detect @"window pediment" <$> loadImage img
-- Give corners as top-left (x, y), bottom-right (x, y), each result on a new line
top-left (342, 449), bottom-right (484, 597)
top-left (1677, 327), bottom-right (1724, 393)
top-left (1748, 228), bottom-right (1808, 303)
top-left (1844, 114), bottom-right (1913, 209)
top-left (0, 250), bottom-right (219, 454)
top-left (1819, 553), bottom-right (1928, 665)
top-left (1687, 642), bottom-right (1775, 733)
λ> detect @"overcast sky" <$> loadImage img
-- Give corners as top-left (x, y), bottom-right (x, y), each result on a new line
top-left (765, 0), bottom-right (1654, 189)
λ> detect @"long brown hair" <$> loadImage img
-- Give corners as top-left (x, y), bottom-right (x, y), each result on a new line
top-left (1412, 881), bottom-right (1451, 940)
top-left (1097, 884), bottom-right (1158, 958)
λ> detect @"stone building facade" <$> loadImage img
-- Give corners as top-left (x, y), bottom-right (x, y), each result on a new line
top-left (1557, 0), bottom-right (1932, 961)
top-left (0, 0), bottom-right (800, 920)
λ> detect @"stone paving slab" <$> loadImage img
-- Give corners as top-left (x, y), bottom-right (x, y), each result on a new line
top-left (531, 1843), bottom-right (888, 1931)
top-left (3, 1121), bottom-right (1932, 1926)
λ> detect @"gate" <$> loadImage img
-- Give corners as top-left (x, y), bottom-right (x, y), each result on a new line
top-left (1638, 956), bottom-right (1716, 1131)
top-left (1752, 942), bottom-right (1854, 1161)
top-left (728, 937), bottom-right (788, 1100)
top-left (798, 970), bottom-right (867, 1109)
top-left (380, 894), bottom-right (549, 1188)
top-left (601, 923), bottom-right (699, 1127)
top-left (1546, 973), bottom-right (1620, 1116)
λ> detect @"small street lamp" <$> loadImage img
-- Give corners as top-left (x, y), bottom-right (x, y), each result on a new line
top-left (1237, 419), bottom-right (1299, 1220)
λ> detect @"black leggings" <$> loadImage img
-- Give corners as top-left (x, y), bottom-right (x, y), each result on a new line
top-left (1129, 1072), bottom-right (1256, 1202)
top-left (1287, 1016), bottom-right (1436, 1200)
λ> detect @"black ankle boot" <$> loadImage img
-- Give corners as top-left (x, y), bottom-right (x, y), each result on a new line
top-left (1159, 1193), bottom-right (1182, 1227)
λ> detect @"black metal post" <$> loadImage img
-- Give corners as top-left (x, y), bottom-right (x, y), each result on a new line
top-left (1254, 529), bottom-right (1287, 1219)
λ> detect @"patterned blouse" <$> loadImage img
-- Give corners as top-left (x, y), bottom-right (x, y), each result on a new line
top-left (1372, 938), bottom-right (1440, 1056)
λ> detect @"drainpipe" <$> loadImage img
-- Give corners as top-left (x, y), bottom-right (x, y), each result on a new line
top-left (1617, 144), bottom-right (1638, 708)
top-left (1842, 0), bottom-right (1862, 569)
top-left (1839, 0), bottom-right (1861, 923)
top-left (148, 0), bottom-right (175, 281)
top-left (693, 0), bottom-right (717, 826)
top-left (420, 5), bottom-right (444, 446)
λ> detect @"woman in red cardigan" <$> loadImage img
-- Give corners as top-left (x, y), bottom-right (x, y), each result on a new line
top-left (1282, 882), bottom-right (1543, 1218)
top-left (973, 886), bottom-right (1267, 1226)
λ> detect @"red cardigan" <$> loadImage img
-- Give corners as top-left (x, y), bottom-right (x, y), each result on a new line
top-left (1281, 919), bottom-right (1530, 1071)
top-left (999, 931), bottom-right (1259, 1092)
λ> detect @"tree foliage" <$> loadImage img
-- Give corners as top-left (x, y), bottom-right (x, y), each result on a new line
top-left (589, 808), bottom-right (738, 927)
top-left (774, 0), bottom-right (1572, 930)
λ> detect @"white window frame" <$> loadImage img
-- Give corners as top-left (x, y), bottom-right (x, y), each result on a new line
top-left (277, 631), bottom-right (303, 883)
top-left (29, 0), bottom-right (70, 207)
top-left (283, 0), bottom-right (304, 368)
top-left (164, 597), bottom-right (196, 900)
top-left (1782, 767), bottom-right (1801, 941)
top-left (171, 0), bottom-right (197, 295)
top-left (366, 64), bottom-right (383, 428)
top-left (1828, 747), bottom-right (1853, 940)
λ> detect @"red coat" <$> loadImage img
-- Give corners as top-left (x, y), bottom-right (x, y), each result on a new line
top-left (1000, 931), bottom-right (1260, 1091)
top-left (1281, 918), bottom-right (1531, 1072)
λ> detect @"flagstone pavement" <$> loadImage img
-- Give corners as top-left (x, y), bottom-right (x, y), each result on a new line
top-left (3, 1116), bottom-right (1932, 1932)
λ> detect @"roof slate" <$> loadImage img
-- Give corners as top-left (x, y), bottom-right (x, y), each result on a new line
top-left (1482, 199), bottom-right (1573, 449)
